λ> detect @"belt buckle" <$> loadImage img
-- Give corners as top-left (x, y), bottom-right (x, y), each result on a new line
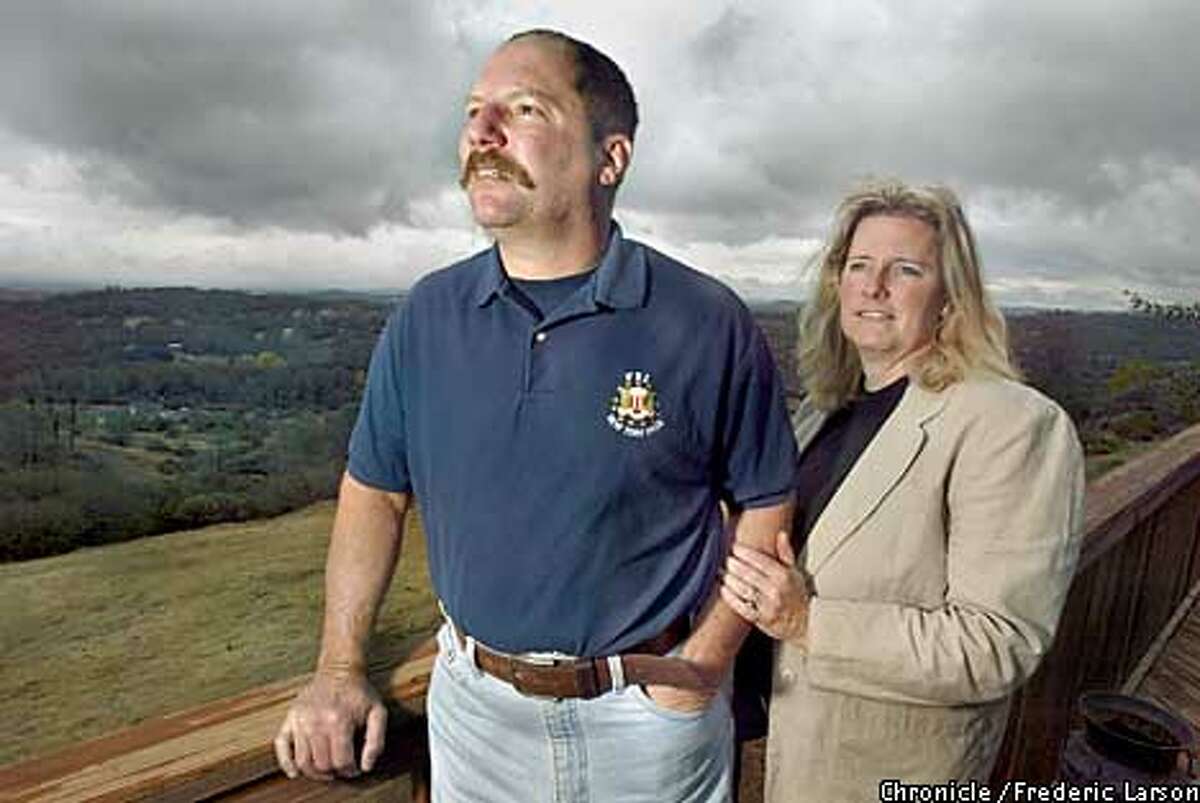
top-left (508, 654), bottom-right (566, 701)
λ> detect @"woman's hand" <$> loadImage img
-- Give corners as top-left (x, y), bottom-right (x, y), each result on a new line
top-left (720, 530), bottom-right (812, 647)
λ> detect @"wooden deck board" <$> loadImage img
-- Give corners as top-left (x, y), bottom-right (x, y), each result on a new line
top-left (1133, 586), bottom-right (1200, 733)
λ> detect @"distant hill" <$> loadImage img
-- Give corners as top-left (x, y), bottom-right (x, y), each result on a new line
top-left (5, 284), bottom-right (1196, 413)
top-left (1010, 310), bottom-right (1200, 364)
top-left (748, 299), bottom-right (802, 317)
top-left (747, 305), bottom-right (1200, 391)
top-left (750, 304), bottom-right (1200, 462)
top-left (0, 288), bottom-right (53, 302)
top-left (0, 286), bottom-right (401, 406)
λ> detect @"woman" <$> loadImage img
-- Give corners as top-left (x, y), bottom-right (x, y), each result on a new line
top-left (721, 181), bottom-right (1085, 801)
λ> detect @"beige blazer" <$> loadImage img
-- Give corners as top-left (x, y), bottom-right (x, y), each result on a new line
top-left (765, 376), bottom-right (1085, 802)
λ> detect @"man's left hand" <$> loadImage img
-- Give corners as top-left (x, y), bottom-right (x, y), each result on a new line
top-left (642, 683), bottom-right (715, 713)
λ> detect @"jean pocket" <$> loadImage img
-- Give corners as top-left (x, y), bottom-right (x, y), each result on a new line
top-left (628, 683), bottom-right (715, 722)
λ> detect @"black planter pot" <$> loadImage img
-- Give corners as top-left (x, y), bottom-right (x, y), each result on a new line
top-left (1080, 692), bottom-right (1195, 776)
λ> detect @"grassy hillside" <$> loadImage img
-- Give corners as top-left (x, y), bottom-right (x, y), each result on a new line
top-left (0, 286), bottom-right (394, 563)
top-left (0, 500), bottom-right (439, 766)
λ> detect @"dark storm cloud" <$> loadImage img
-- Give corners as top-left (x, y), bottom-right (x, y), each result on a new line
top-left (0, 0), bottom-right (1196, 305)
top-left (923, 1), bottom-right (1200, 206)
top-left (628, 1), bottom-right (1200, 244)
top-left (0, 0), bottom-right (487, 233)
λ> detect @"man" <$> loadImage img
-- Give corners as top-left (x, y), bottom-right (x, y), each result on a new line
top-left (274, 29), bottom-right (797, 801)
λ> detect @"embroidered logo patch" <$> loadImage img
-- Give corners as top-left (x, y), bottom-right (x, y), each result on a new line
top-left (607, 371), bottom-right (665, 438)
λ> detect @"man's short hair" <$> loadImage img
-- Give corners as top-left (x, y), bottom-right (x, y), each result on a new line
top-left (507, 29), bottom-right (639, 144)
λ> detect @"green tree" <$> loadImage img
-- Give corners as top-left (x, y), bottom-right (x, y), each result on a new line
top-left (253, 350), bottom-right (286, 369)
top-left (1106, 359), bottom-right (1164, 396)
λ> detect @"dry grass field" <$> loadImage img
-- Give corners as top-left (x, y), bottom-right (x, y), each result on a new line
top-left (0, 500), bottom-right (440, 767)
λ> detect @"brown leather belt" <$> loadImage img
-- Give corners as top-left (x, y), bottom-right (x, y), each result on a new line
top-left (456, 616), bottom-right (712, 699)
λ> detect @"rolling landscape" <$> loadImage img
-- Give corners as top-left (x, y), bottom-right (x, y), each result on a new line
top-left (1, 3), bottom-right (1196, 795)
top-left (1, 286), bottom-right (1199, 766)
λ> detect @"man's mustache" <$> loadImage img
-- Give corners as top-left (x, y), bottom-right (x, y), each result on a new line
top-left (459, 151), bottom-right (536, 190)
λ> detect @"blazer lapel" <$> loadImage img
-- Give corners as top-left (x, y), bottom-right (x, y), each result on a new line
top-left (803, 382), bottom-right (950, 575)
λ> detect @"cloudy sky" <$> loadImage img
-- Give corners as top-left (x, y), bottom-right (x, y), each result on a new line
top-left (1, 0), bottom-right (1197, 308)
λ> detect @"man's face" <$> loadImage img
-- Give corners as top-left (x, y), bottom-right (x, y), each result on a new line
top-left (458, 38), bottom-right (599, 234)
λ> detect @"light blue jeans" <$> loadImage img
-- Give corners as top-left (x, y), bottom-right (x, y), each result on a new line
top-left (427, 623), bottom-right (734, 802)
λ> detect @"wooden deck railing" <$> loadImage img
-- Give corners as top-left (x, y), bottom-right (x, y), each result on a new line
top-left (991, 421), bottom-right (1200, 781)
top-left (0, 644), bottom-right (438, 802)
top-left (4, 422), bottom-right (1200, 801)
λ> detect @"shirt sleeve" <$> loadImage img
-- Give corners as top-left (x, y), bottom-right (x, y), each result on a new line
top-left (718, 316), bottom-right (799, 508)
top-left (804, 391), bottom-right (1086, 704)
top-left (346, 305), bottom-right (411, 492)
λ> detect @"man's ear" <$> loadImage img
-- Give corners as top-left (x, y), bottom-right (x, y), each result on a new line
top-left (597, 133), bottom-right (633, 188)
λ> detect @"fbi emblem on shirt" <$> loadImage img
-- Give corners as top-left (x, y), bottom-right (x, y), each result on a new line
top-left (607, 371), bottom-right (665, 438)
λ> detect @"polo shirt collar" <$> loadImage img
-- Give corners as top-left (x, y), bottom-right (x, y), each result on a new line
top-left (472, 247), bottom-right (508, 307)
top-left (591, 222), bottom-right (647, 310)
top-left (471, 221), bottom-right (648, 310)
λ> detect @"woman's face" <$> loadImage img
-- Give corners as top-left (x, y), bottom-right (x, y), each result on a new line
top-left (838, 214), bottom-right (946, 384)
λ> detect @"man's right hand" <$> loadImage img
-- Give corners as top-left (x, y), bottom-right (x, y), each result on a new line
top-left (274, 669), bottom-right (388, 781)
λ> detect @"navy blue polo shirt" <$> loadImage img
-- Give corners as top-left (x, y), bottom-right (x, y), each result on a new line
top-left (348, 224), bottom-right (797, 657)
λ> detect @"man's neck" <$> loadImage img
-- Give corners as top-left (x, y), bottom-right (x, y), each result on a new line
top-left (495, 217), bottom-right (611, 280)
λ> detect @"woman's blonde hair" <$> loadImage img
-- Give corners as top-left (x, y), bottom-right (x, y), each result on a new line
top-left (799, 180), bottom-right (1019, 410)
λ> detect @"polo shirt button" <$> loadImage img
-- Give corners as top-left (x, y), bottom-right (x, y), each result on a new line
top-left (777, 668), bottom-right (797, 689)
top-left (534, 331), bottom-right (547, 344)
